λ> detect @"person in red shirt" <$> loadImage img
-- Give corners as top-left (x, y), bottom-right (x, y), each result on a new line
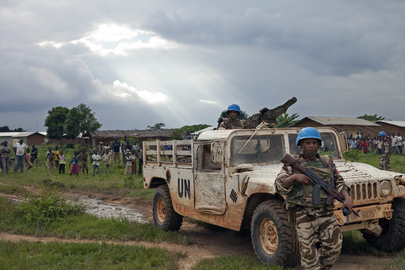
top-left (359, 139), bottom-right (368, 153)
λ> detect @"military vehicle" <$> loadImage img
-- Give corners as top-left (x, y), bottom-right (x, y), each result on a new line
top-left (143, 127), bottom-right (405, 267)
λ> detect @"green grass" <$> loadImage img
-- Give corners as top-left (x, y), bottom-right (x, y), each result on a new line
top-left (343, 149), bottom-right (405, 173)
top-left (0, 241), bottom-right (183, 270)
top-left (0, 184), bottom-right (31, 197)
top-left (191, 254), bottom-right (287, 270)
top-left (1, 144), bottom-right (153, 203)
top-left (0, 195), bottom-right (191, 245)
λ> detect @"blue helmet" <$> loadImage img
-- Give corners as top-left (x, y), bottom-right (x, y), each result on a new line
top-left (378, 131), bottom-right (386, 136)
top-left (227, 104), bottom-right (241, 115)
top-left (296, 127), bottom-right (322, 146)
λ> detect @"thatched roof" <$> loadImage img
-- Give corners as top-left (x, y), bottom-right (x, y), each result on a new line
top-left (90, 129), bottom-right (173, 140)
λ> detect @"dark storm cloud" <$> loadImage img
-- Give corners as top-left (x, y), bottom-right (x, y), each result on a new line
top-left (0, 0), bottom-right (404, 132)
top-left (144, 1), bottom-right (403, 76)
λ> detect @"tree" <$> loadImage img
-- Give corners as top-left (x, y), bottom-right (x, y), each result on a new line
top-left (44, 106), bottom-right (70, 144)
top-left (147, 123), bottom-right (165, 130)
top-left (171, 124), bottom-right (211, 140)
top-left (217, 110), bottom-right (250, 125)
top-left (64, 104), bottom-right (102, 143)
top-left (275, 113), bottom-right (300, 128)
top-left (0, 126), bottom-right (26, 132)
top-left (357, 114), bottom-right (386, 122)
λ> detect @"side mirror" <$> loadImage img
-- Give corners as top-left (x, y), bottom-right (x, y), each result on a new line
top-left (338, 132), bottom-right (348, 153)
top-left (211, 141), bottom-right (224, 164)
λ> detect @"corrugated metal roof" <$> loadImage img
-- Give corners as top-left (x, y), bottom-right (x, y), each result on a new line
top-left (91, 129), bottom-right (173, 139)
top-left (375, 120), bottom-right (405, 128)
top-left (0, 132), bottom-right (45, 138)
top-left (292, 117), bottom-right (380, 127)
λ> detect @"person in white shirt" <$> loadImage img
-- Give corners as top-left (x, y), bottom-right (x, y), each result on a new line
top-left (92, 149), bottom-right (102, 176)
top-left (14, 139), bottom-right (27, 172)
top-left (395, 132), bottom-right (403, 155)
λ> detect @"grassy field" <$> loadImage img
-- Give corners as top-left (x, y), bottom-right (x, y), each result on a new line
top-left (1, 144), bottom-right (153, 203)
top-left (1, 146), bottom-right (405, 269)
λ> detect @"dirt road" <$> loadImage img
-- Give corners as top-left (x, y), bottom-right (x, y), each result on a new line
top-left (0, 190), bottom-right (395, 270)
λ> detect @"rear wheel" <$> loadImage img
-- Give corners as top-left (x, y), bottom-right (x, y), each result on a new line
top-left (152, 185), bottom-right (183, 231)
top-left (362, 197), bottom-right (405, 252)
top-left (36, 159), bottom-right (45, 167)
top-left (251, 200), bottom-right (300, 268)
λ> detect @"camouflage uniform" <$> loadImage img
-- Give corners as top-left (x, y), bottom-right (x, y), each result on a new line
top-left (243, 97), bottom-right (297, 129)
top-left (218, 97), bottom-right (297, 130)
top-left (379, 137), bottom-right (392, 171)
top-left (275, 154), bottom-right (348, 270)
top-left (218, 118), bottom-right (245, 130)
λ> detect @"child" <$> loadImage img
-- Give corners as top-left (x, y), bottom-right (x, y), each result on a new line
top-left (46, 147), bottom-right (54, 173)
top-left (131, 149), bottom-right (137, 175)
top-left (69, 151), bottom-right (80, 176)
top-left (24, 149), bottom-right (33, 171)
top-left (59, 151), bottom-right (66, 174)
top-left (102, 148), bottom-right (112, 174)
top-left (124, 149), bottom-right (132, 175)
top-left (92, 149), bottom-right (102, 177)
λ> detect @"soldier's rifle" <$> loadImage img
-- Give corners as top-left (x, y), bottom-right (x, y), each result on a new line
top-left (281, 154), bottom-right (359, 222)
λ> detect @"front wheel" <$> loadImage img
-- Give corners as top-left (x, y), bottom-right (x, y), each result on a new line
top-left (251, 200), bottom-right (300, 268)
top-left (152, 185), bottom-right (183, 231)
top-left (362, 197), bottom-right (405, 252)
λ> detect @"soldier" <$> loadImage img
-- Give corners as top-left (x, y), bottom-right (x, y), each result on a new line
top-left (275, 127), bottom-right (353, 270)
top-left (218, 97), bottom-right (297, 130)
top-left (217, 104), bottom-right (245, 130)
top-left (378, 131), bottom-right (392, 171)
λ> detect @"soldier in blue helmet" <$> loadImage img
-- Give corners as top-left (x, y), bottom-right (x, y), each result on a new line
top-left (217, 104), bottom-right (245, 129)
top-left (218, 97), bottom-right (297, 130)
top-left (275, 127), bottom-right (353, 270)
top-left (378, 131), bottom-right (392, 170)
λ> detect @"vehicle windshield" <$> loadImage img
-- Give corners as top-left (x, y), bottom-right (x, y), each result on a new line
top-left (288, 132), bottom-right (339, 158)
top-left (230, 134), bottom-right (285, 165)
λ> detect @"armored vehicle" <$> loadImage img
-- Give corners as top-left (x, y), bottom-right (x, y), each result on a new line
top-left (143, 127), bottom-right (405, 267)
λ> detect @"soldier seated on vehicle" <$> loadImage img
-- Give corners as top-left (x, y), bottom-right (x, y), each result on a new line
top-left (218, 97), bottom-right (297, 130)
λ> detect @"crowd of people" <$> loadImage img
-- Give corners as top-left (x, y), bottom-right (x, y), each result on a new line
top-left (348, 131), bottom-right (403, 171)
top-left (348, 131), bottom-right (403, 155)
top-left (0, 137), bottom-right (143, 177)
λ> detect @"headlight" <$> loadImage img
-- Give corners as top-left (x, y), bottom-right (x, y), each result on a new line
top-left (380, 181), bottom-right (392, 197)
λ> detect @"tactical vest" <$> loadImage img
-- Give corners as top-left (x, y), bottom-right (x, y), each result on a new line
top-left (221, 118), bottom-right (245, 129)
top-left (286, 155), bottom-right (335, 209)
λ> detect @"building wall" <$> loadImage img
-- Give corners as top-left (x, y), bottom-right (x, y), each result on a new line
top-left (292, 119), bottom-right (381, 138)
top-left (376, 123), bottom-right (405, 137)
top-left (27, 134), bottom-right (46, 146)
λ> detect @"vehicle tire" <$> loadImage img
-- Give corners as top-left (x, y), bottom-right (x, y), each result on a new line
top-left (251, 200), bottom-right (300, 268)
top-left (36, 160), bottom-right (45, 167)
top-left (152, 185), bottom-right (183, 231)
top-left (362, 197), bottom-right (405, 252)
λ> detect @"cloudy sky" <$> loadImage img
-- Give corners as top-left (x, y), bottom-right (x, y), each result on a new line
top-left (1, 0), bottom-right (404, 132)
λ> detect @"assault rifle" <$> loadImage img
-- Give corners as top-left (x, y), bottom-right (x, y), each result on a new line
top-left (281, 154), bottom-right (359, 222)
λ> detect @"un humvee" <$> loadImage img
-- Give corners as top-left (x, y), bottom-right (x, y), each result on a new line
top-left (143, 127), bottom-right (405, 267)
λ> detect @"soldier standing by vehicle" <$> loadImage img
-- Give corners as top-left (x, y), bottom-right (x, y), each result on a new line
top-left (378, 132), bottom-right (392, 171)
top-left (275, 127), bottom-right (353, 270)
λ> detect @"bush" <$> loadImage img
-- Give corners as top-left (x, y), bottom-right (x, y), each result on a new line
top-left (66, 143), bottom-right (74, 149)
top-left (14, 190), bottom-right (86, 226)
